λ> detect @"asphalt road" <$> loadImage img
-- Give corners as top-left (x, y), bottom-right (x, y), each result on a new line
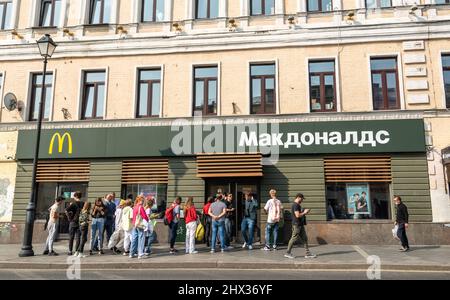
top-left (0, 269), bottom-right (449, 280)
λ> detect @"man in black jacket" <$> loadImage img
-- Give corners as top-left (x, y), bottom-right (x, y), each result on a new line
top-left (394, 195), bottom-right (409, 252)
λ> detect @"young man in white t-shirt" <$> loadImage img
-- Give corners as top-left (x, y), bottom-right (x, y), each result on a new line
top-left (263, 189), bottom-right (282, 251)
top-left (43, 196), bottom-right (64, 256)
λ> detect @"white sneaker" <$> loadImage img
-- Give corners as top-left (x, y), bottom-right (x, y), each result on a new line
top-left (73, 252), bottom-right (79, 257)
top-left (129, 254), bottom-right (137, 258)
top-left (242, 242), bottom-right (247, 248)
top-left (78, 253), bottom-right (86, 258)
top-left (248, 245), bottom-right (253, 250)
top-left (190, 251), bottom-right (199, 254)
top-left (305, 253), bottom-right (317, 259)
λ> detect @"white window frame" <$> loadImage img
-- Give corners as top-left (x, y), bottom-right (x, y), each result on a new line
top-left (77, 68), bottom-right (109, 121)
top-left (30, 0), bottom-right (68, 28)
top-left (25, 69), bottom-right (56, 122)
top-left (0, 0), bottom-right (17, 30)
top-left (247, 59), bottom-right (279, 115)
top-left (133, 65), bottom-right (164, 118)
top-left (80, 0), bottom-right (118, 25)
top-left (306, 56), bottom-right (341, 113)
top-left (439, 50), bottom-right (450, 110)
top-left (367, 53), bottom-right (405, 111)
top-left (190, 62), bottom-right (221, 117)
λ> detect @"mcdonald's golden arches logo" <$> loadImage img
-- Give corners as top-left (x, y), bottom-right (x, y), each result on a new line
top-left (48, 132), bottom-right (73, 155)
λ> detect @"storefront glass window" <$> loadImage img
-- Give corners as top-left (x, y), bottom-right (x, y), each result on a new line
top-left (123, 183), bottom-right (167, 214)
top-left (326, 182), bottom-right (391, 220)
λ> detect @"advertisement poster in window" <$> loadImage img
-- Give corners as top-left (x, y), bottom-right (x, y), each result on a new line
top-left (346, 184), bottom-right (371, 215)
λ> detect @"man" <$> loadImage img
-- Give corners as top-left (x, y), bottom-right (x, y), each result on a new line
top-left (394, 195), bottom-right (410, 252)
top-left (241, 192), bottom-right (258, 250)
top-left (284, 193), bottom-right (316, 259)
top-left (43, 196), bottom-right (64, 256)
top-left (104, 193), bottom-right (117, 244)
top-left (168, 196), bottom-right (182, 254)
top-left (263, 189), bottom-right (282, 251)
top-left (224, 193), bottom-right (235, 249)
top-left (65, 191), bottom-right (84, 256)
top-left (208, 196), bottom-right (228, 253)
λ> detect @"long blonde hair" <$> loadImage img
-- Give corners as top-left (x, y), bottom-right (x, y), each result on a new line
top-left (184, 196), bottom-right (194, 215)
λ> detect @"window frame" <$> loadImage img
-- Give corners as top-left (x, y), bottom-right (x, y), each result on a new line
top-left (136, 68), bottom-right (162, 118)
top-left (364, 0), bottom-right (392, 9)
top-left (249, 62), bottom-right (277, 115)
top-left (0, 0), bottom-right (12, 30)
top-left (441, 52), bottom-right (450, 109)
top-left (307, 0), bottom-right (333, 13)
top-left (28, 72), bottom-right (54, 121)
top-left (370, 56), bottom-right (401, 111)
top-left (192, 65), bottom-right (218, 116)
top-left (308, 60), bottom-right (337, 113)
top-left (81, 70), bottom-right (106, 120)
top-left (250, 0), bottom-right (275, 16)
top-left (39, 0), bottom-right (60, 27)
top-left (141, 0), bottom-right (165, 22)
top-left (89, 0), bottom-right (109, 25)
top-left (195, 0), bottom-right (219, 19)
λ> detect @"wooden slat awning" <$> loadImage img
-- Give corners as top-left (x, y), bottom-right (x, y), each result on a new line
top-left (197, 153), bottom-right (263, 178)
top-left (36, 161), bottom-right (90, 182)
top-left (324, 156), bottom-right (392, 183)
top-left (122, 159), bottom-right (169, 184)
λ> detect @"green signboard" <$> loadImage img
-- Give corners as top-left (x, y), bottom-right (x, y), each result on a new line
top-left (16, 119), bottom-right (426, 159)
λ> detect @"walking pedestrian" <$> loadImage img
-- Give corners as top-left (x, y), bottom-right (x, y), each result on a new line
top-left (241, 192), bottom-right (258, 250)
top-left (284, 193), bottom-right (316, 259)
top-left (43, 196), bottom-right (64, 256)
top-left (65, 191), bottom-right (84, 256)
top-left (208, 196), bottom-right (227, 253)
top-left (166, 196), bottom-right (182, 254)
top-left (202, 197), bottom-right (214, 247)
top-left (130, 196), bottom-right (149, 259)
top-left (76, 201), bottom-right (91, 258)
top-left (90, 197), bottom-right (107, 255)
top-left (394, 195), bottom-right (410, 252)
top-left (263, 189), bottom-right (282, 251)
top-left (121, 199), bottom-right (133, 256)
top-left (184, 197), bottom-right (198, 254)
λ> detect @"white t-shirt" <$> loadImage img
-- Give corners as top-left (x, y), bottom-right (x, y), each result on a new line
top-left (264, 198), bottom-right (282, 223)
top-left (48, 203), bottom-right (59, 225)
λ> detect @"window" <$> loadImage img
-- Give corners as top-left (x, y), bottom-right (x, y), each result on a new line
top-left (137, 69), bottom-right (161, 118)
top-left (89, 0), bottom-right (111, 24)
top-left (29, 73), bottom-right (53, 121)
top-left (434, 0), bottom-right (450, 4)
top-left (142, 0), bottom-right (164, 22)
top-left (0, 1), bottom-right (12, 30)
top-left (251, 0), bottom-right (275, 16)
top-left (81, 71), bottom-right (106, 120)
top-left (195, 0), bottom-right (219, 19)
top-left (122, 184), bottom-right (167, 213)
top-left (443, 54), bottom-right (450, 109)
top-left (365, 0), bottom-right (392, 8)
top-left (39, 0), bottom-right (61, 27)
top-left (309, 60), bottom-right (336, 112)
top-left (250, 64), bottom-right (276, 114)
top-left (307, 0), bottom-right (333, 12)
top-left (193, 66), bottom-right (217, 116)
top-left (370, 57), bottom-right (400, 110)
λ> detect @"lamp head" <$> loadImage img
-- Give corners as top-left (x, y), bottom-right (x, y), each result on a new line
top-left (37, 34), bottom-right (57, 59)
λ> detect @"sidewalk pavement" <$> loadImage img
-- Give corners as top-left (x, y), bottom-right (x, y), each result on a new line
top-left (1, 242), bottom-right (449, 271)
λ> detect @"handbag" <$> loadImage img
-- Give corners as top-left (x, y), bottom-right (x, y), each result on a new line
top-left (195, 222), bottom-right (205, 242)
top-left (392, 225), bottom-right (400, 240)
top-left (134, 207), bottom-right (148, 230)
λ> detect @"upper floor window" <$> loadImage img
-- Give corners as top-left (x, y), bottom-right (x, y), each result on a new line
top-left (309, 60), bottom-right (336, 112)
top-left (195, 0), bottom-right (219, 19)
top-left (370, 57), bottom-right (400, 110)
top-left (307, 0), bottom-right (333, 12)
top-left (0, 0), bottom-right (12, 30)
top-left (193, 66), bottom-right (217, 116)
top-left (442, 54), bottom-right (450, 109)
top-left (81, 71), bottom-right (106, 120)
top-left (89, 0), bottom-right (111, 24)
top-left (434, 0), bottom-right (449, 4)
top-left (251, 0), bottom-right (275, 16)
top-left (250, 63), bottom-right (276, 114)
top-left (39, 0), bottom-right (61, 27)
top-left (29, 73), bottom-right (53, 121)
top-left (365, 0), bottom-right (392, 9)
top-left (137, 69), bottom-right (161, 118)
top-left (142, 0), bottom-right (164, 22)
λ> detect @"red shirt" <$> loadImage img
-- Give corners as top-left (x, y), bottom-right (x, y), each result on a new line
top-left (185, 206), bottom-right (198, 224)
top-left (203, 202), bottom-right (212, 215)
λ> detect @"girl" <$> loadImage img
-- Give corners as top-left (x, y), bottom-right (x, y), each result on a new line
top-left (90, 197), bottom-right (106, 255)
top-left (77, 202), bottom-right (91, 258)
top-left (121, 199), bottom-right (133, 256)
top-left (184, 197), bottom-right (198, 254)
top-left (130, 196), bottom-right (149, 259)
top-left (144, 197), bottom-right (155, 256)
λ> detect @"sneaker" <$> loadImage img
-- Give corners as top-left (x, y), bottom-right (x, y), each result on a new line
top-left (138, 255), bottom-right (145, 259)
top-left (248, 245), bottom-right (253, 250)
top-left (73, 252), bottom-right (79, 257)
top-left (129, 254), bottom-right (137, 258)
top-left (242, 242), bottom-right (247, 248)
top-left (190, 250), bottom-right (199, 254)
top-left (284, 253), bottom-right (295, 259)
top-left (262, 246), bottom-right (271, 251)
top-left (400, 247), bottom-right (410, 252)
top-left (273, 245), bottom-right (278, 250)
top-left (221, 248), bottom-right (226, 253)
top-left (98, 250), bottom-right (104, 255)
top-left (210, 249), bottom-right (215, 253)
top-left (48, 251), bottom-right (59, 256)
top-left (78, 253), bottom-right (86, 258)
top-left (92, 247), bottom-right (99, 252)
top-left (67, 251), bottom-right (73, 256)
top-left (43, 250), bottom-right (49, 255)
top-left (170, 249), bottom-right (176, 254)
top-left (226, 245), bottom-right (234, 250)
top-left (305, 253), bottom-right (317, 259)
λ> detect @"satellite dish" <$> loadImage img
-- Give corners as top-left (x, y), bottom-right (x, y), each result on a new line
top-left (3, 93), bottom-right (17, 111)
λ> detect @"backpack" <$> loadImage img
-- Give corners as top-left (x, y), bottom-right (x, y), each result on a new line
top-left (163, 204), bottom-right (176, 225)
top-left (195, 222), bottom-right (205, 242)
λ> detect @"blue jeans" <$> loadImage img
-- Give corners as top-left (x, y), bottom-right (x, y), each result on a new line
top-left (130, 227), bottom-right (145, 256)
top-left (90, 218), bottom-right (105, 250)
top-left (168, 222), bottom-right (178, 249)
top-left (144, 231), bottom-right (156, 254)
top-left (211, 220), bottom-right (226, 251)
top-left (224, 218), bottom-right (232, 247)
top-left (265, 222), bottom-right (279, 247)
top-left (241, 217), bottom-right (255, 246)
top-left (104, 217), bottom-right (115, 243)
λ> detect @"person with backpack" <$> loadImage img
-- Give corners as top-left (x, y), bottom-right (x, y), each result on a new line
top-left (90, 197), bottom-right (107, 255)
top-left (121, 199), bottom-right (133, 256)
top-left (130, 196), bottom-right (149, 259)
top-left (76, 201), bottom-right (91, 258)
top-left (165, 196), bottom-right (182, 254)
top-left (262, 189), bottom-right (282, 251)
top-left (43, 196), bottom-right (64, 256)
top-left (202, 197), bottom-right (214, 247)
top-left (184, 197), bottom-right (198, 254)
top-left (65, 191), bottom-right (84, 256)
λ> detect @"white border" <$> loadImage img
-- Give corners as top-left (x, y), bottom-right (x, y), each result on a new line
top-left (247, 59), bottom-right (279, 115)
top-left (367, 53), bottom-right (405, 111)
top-left (25, 69), bottom-right (56, 122)
top-left (133, 64), bottom-right (164, 118)
top-left (305, 56), bottom-right (341, 113)
top-left (190, 62), bottom-right (221, 117)
top-left (77, 67), bottom-right (108, 120)
top-left (438, 50), bottom-right (450, 109)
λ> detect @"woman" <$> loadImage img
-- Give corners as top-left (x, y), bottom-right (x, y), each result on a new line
top-left (76, 202), bottom-right (91, 258)
top-left (143, 197), bottom-right (155, 256)
top-left (121, 199), bottom-right (133, 256)
top-left (130, 196), bottom-right (149, 259)
top-left (202, 197), bottom-right (214, 247)
top-left (184, 197), bottom-right (198, 254)
top-left (90, 198), bottom-right (107, 255)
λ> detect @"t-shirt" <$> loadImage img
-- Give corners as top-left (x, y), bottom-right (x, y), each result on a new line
top-left (226, 201), bottom-right (234, 219)
top-left (264, 198), bottom-right (281, 223)
top-left (48, 203), bottom-right (59, 225)
top-left (121, 206), bottom-right (133, 231)
top-left (291, 202), bottom-right (306, 226)
top-left (172, 205), bottom-right (180, 224)
top-left (209, 201), bottom-right (227, 221)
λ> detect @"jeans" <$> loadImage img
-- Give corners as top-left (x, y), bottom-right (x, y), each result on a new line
top-left (77, 225), bottom-right (89, 253)
top-left (224, 218), bottom-right (232, 247)
top-left (44, 222), bottom-right (57, 252)
top-left (241, 217), bottom-right (255, 246)
top-left (286, 224), bottom-right (310, 255)
top-left (397, 223), bottom-right (409, 249)
top-left (90, 218), bottom-right (105, 251)
top-left (68, 223), bottom-right (81, 253)
top-left (168, 222), bottom-right (179, 249)
top-left (211, 220), bottom-right (226, 251)
top-left (204, 216), bottom-right (212, 247)
top-left (144, 231), bottom-right (156, 254)
top-left (185, 221), bottom-right (197, 253)
top-left (265, 222), bottom-right (279, 247)
top-left (104, 217), bottom-right (115, 243)
top-left (130, 227), bottom-right (145, 257)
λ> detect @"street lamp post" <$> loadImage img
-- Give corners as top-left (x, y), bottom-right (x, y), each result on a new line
top-left (19, 34), bottom-right (57, 257)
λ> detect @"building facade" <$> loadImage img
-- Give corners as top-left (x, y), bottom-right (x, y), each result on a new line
top-left (0, 0), bottom-right (450, 244)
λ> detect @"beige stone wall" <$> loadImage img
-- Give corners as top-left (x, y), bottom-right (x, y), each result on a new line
top-left (0, 131), bottom-right (18, 223)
